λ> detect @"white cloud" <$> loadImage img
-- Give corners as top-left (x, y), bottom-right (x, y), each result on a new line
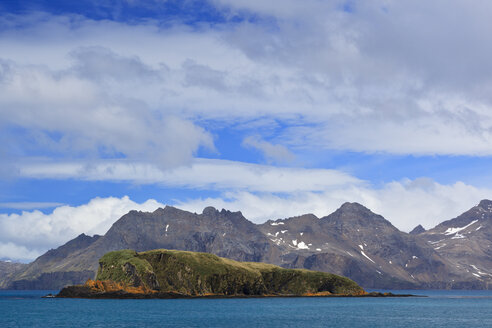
top-left (242, 135), bottom-right (295, 164)
top-left (0, 202), bottom-right (65, 210)
top-left (0, 196), bottom-right (163, 262)
top-left (17, 158), bottom-right (361, 193)
top-left (2, 6), bottom-right (492, 158)
top-left (0, 242), bottom-right (43, 263)
top-left (1, 176), bottom-right (490, 262)
top-left (177, 179), bottom-right (492, 232)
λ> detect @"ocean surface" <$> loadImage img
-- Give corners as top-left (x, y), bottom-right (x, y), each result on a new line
top-left (1, 290), bottom-right (492, 327)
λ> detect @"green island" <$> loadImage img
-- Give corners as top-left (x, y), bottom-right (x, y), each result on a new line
top-left (55, 249), bottom-right (412, 298)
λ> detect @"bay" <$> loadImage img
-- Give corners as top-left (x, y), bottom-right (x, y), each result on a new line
top-left (1, 290), bottom-right (492, 327)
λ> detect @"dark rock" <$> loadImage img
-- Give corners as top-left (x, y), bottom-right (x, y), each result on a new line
top-left (410, 225), bottom-right (426, 235)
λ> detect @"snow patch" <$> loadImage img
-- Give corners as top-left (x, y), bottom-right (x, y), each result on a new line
top-left (300, 232), bottom-right (304, 236)
top-left (281, 230), bottom-right (288, 234)
top-left (360, 251), bottom-right (375, 263)
top-left (358, 244), bottom-right (364, 250)
top-left (412, 256), bottom-right (418, 259)
top-left (270, 222), bottom-right (284, 226)
top-left (316, 248), bottom-right (322, 251)
top-left (292, 239), bottom-right (298, 246)
top-left (297, 241), bottom-right (309, 250)
top-left (444, 220), bottom-right (478, 235)
top-left (165, 224), bottom-right (169, 232)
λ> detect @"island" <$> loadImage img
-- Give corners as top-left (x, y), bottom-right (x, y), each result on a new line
top-left (56, 249), bottom-right (410, 298)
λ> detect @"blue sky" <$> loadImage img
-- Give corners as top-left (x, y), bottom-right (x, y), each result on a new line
top-left (2, 0), bottom-right (492, 261)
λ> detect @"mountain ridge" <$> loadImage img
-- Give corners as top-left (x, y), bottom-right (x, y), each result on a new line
top-left (3, 200), bottom-right (492, 290)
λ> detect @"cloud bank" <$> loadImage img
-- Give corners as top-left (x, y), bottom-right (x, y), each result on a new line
top-left (0, 197), bottom-right (163, 262)
top-left (2, 2), bottom-right (492, 160)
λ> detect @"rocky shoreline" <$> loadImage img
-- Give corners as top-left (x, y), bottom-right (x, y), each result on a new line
top-left (52, 285), bottom-right (420, 299)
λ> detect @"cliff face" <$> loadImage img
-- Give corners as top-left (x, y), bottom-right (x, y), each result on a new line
top-left (57, 249), bottom-right (365, 298)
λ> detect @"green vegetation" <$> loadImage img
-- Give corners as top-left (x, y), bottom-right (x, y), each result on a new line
top-left (97, 250), bottom-right (155, 288)
top-left (95, 249), bottom-right (364, 296)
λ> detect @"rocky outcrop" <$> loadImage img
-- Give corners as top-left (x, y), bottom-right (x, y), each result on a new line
top-left (57, 249), bottom-right (365, 298)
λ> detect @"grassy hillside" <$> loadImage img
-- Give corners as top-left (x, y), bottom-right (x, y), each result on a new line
top-left (92, 249), bottom-right (365, 296)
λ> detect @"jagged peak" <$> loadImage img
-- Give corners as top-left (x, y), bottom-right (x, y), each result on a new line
top-left (202, 206), bottom-right (218, 216)
top-left (478, 199), bottom-right (492, 210)
top-left (409, 224), bottom-right (426, 235)
top-left (338, 202), bottom-right (372, 213)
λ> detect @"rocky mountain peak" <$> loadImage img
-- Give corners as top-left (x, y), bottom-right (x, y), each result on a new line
top-left (337, 202), bottom-right (381, 218)
top-left (409, 224), bottom-right (426, 235)
top-left (202, 206), bottom-right (218, 216)
top-left (478, 199), bottom-right (492, 211)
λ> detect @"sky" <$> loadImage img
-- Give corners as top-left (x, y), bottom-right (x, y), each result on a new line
top-left (1, 0), bottom-right (492, 262)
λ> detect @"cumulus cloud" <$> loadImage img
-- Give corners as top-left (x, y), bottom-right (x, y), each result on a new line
top-left (0, 196), bottom-right (163, 262)
top-left (177, 179), bottom-right (492, 232)
top-left (0, 56), bottom-right (214, 168)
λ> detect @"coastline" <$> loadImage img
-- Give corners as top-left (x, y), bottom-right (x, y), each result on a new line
top-left (52, 286), bottom-right (421, 299)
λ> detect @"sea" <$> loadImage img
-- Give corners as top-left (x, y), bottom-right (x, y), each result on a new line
top-left (1, 290), bottom-right (492, 327)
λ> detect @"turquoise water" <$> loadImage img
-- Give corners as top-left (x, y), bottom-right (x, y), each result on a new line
top-left (1, 290), bottom-right (492, 327)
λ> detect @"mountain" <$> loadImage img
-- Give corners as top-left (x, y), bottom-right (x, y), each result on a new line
top-left (259, 202), bottom-right (469, 289)
top-left (410, 225), bottom-right (426, 235)
top-left (4, 206), bottom-right (279, 289)
top-left (2, 233), bottom-right (101, 289)
top-left (0, 261), bottom-right (27, 287)
top-left (420, 200), bottom-right (492, 288)
top-left (4, 200), bottom-right (492, 290)
top-left (57, 249), bottom-right (365, 298)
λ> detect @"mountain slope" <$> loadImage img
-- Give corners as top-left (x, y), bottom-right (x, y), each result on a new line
top-left (422, 200), bottom-right (492, 288)
top-left (5, 201), bottom-right (492, 290)
top-left (260, 202), bottom-right (470, 288)
top-left (4, 233), bottom-right (101, 289)
top-left (5, 206), bottom-right (279, 289)
top-left (0, 261), bottom-right (27, 288)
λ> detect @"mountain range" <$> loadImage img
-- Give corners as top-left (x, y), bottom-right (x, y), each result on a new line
top-left (2, 200), bottom-right (492, 290)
